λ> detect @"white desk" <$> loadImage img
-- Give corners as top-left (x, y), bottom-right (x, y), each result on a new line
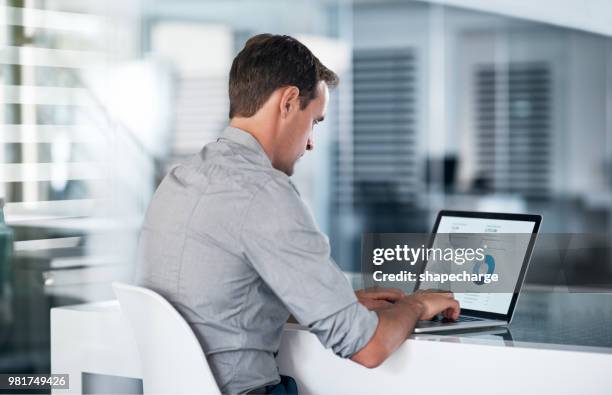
top-left (51, 299), bottom-right (612, 394)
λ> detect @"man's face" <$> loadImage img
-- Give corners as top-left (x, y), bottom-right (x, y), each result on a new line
top-left (275, 81), bottom-right (329, 176)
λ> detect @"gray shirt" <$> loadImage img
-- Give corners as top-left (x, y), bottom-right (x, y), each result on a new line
top-left (136, 126), bottom-right (378, 394)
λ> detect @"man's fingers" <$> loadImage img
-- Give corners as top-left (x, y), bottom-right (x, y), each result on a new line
top-left (445, 299), bottom-right (460, 319)
top-left (412, 292), bottom-right (460, 320)
top-left (429, 298), bottom-right (460, 320)
top-left (442, 306), bottom-right (459, 320)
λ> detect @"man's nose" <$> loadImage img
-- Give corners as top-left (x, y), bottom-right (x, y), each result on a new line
top-left (306, 137), bottom-right (314, 151)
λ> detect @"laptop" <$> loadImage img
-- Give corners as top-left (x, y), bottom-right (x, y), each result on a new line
top-left (413, 210), bottom-right (541, 333)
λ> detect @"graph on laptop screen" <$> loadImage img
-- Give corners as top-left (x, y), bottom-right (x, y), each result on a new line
top-left (430, 216), bottom-right (536, 315)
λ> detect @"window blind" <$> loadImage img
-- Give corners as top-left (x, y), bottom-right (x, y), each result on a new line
top-left (475, 62), bottom-right (552, 198)
top-left (346, 48), bottom-right (420, 208)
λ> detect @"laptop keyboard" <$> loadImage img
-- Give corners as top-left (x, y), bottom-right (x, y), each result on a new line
top-left (415, 315), bottom-right (484, 329)
top-left (436, 315), bottom-right (481, 323)
top-left (442, 315), bottom-right (481, 322)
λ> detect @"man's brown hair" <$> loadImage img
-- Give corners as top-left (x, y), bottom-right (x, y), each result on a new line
top-left (228, 34), bottom-right (339, 119)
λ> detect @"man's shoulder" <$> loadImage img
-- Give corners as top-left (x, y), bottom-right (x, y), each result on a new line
top-left (168, 141), bottom-right (269, 187)
top-left (157, 141), bottom-right (297, 210)
top-left (202, 139), bottom-right (297, 196)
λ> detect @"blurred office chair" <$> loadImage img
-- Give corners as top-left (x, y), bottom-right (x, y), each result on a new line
top-left (112, 282), bottom-right (220, 395)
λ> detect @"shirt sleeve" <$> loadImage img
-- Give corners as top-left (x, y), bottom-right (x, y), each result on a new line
top-left (308, 301), bottom-right (378, 358)
top-left (240, 176), bottom-right (378, 357)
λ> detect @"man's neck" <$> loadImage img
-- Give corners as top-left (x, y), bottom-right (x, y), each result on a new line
top-left (229, 117), bottom-right (278, 164)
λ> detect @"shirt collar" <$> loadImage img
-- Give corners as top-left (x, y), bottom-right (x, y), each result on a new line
top-left (218, 126), bottom-right (272, 167)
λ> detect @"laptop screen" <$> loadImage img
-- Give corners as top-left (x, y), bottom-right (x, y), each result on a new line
top-left (427, 215), bottom-right (537, 315)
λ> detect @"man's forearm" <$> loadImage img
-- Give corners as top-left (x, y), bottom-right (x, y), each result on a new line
top-left (351, 291), bottom-right (460, 368)
top-left (350, 299), bottom-right (424, 368)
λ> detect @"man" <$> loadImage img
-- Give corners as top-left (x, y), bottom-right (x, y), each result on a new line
top-left (136, 34), bottom-right (460, 394)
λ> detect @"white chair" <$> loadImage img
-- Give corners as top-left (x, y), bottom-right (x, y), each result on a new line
top-left (112, 282), bottom-right (220, 395)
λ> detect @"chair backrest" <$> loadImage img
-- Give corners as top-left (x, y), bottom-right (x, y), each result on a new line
top-left (112, 282), bottom-right (220, 395)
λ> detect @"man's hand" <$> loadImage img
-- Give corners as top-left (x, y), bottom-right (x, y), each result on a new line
top-left (411, 289), bottom-right (460, 320)
top-left (355, 286), bottom-right (405, 311)
top-left (350, 290), bottom-right (460, 369)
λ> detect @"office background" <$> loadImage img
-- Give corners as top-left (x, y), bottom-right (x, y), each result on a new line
top-left (1, 0), bottom-right (611, 377)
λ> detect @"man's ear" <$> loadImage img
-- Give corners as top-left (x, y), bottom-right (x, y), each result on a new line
top-left (279, 86), bottom-right (300, 119)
